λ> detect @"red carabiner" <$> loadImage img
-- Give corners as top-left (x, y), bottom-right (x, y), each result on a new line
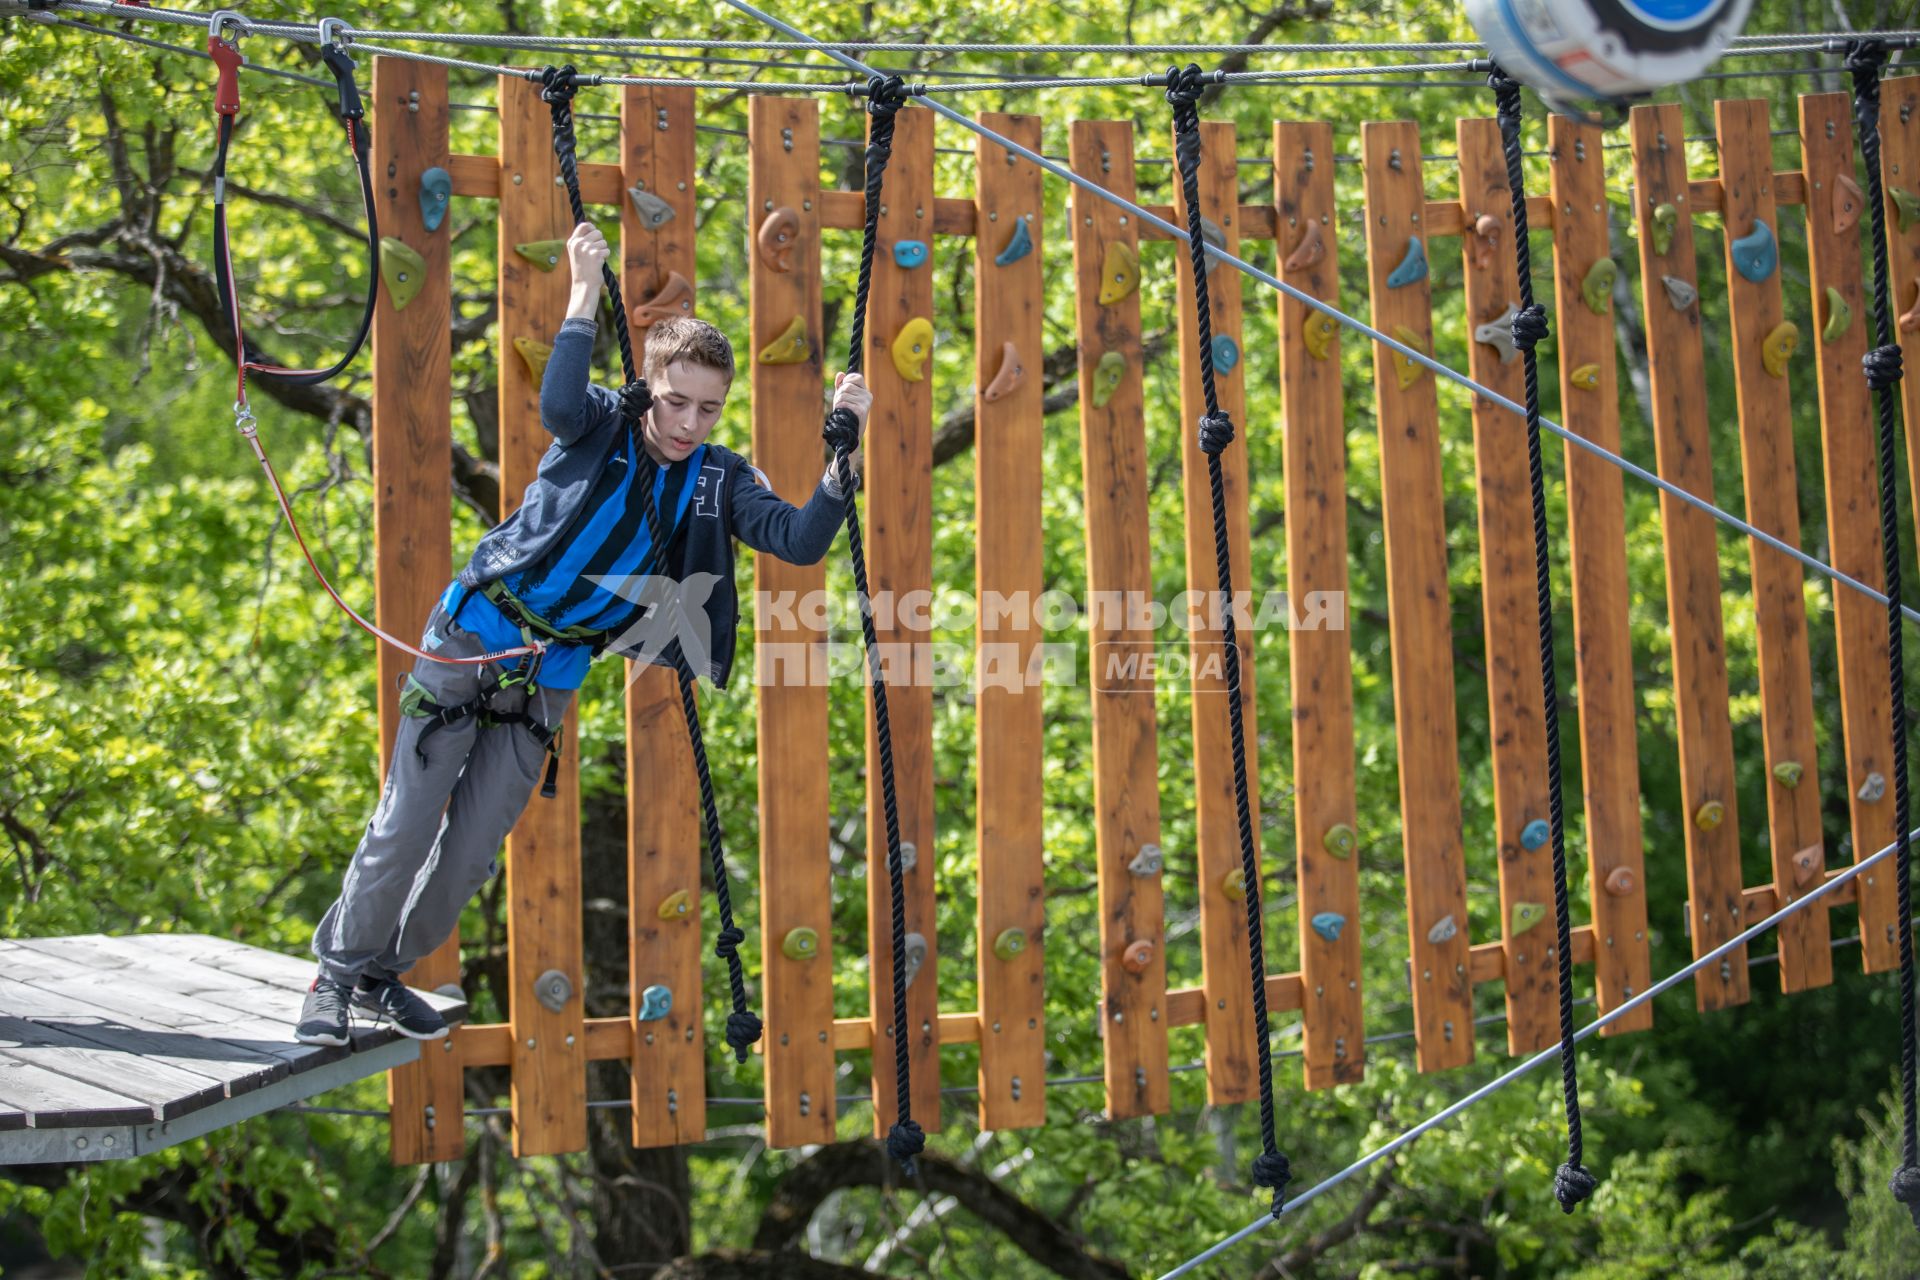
top-left (208, 13), bottom-right (246, 116)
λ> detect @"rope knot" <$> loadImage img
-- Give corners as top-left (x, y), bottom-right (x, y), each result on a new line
top-left (823, 406), bottom-right (862, 454)
top-left (1250, 1150), bottom-right (1291, 1191)
top-left (1891, 1163), bottom-right (1920, 1226)
top-left (1512, 303), bottom-right (1550, 351)
top-left (1487, 62), bottom-right (1524, 128)
top-left (864, 73), bottom-right (910, 118)
top-left (1163, 62), bottom-right (1208, 111)
top-left (1865, 343), bottom-right (1904, 390)
top-left (618, 379), bottom-right (653, 426)
top-left (538, 64), bottom-right (579, 108)
top-left (723, 1009), bottom-right (763, 1062)
top-left (1197, 411), bottom-right (1236, 455)
top-left (885, 1119), bottom-right (927, 1174)
top-left (715, 924), bottom-right (745, 961)
top-left (1554, 1162), bottom-right (1599, 1213)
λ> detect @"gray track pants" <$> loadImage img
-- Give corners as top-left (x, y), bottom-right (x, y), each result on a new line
top-left (311, 599), bottom-right (574, 987)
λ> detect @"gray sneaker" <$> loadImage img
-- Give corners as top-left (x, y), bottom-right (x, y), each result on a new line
top-left (350, 976), bottom-right (448, 1040)
top-left (295, 975), bottom-right (352, 1046)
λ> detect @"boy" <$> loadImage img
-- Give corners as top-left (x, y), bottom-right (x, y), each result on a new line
top-left (297, 222), bottom-right (868, 1044)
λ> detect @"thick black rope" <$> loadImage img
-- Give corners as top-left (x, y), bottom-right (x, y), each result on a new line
top-left (541, 65), bottom-right (763, 1065)
top-left (1845, 39), bottom-right (1920, 1231)
top-left (821, 73), bottom-right (925, 1178)
top-left (1488, 65), bottom-right (1596, 1215)
top-left (1164, 63), bottom-right (1289, 1218)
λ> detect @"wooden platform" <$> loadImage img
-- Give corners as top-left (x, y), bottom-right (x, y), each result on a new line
top-left (0, 934), bottom-right (467, 1164)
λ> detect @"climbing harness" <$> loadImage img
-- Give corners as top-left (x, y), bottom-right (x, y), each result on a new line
top-left (1161, 62), bottom-right (1290, 1218)
top-left (1486, 65), bottom-right (1596, 1215)
top-left (820, 71), bottom-right (926, 1179)
top-left (1842, 37), bottom-right (1920, 1232)
top-left (398, 664), bottom-right (563, 800)
top-left (539, 64), bottom-right (763, 1065)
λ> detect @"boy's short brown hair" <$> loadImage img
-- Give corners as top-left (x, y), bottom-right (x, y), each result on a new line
top-left (643, 317), bottom-right (735, 385)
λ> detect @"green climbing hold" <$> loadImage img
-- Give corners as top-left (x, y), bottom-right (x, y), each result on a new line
top-left (1510, 901), bottom-right (1546, 936)
top-left (992, 928), bottom-right (1027, 962)
top-left (514, 239), bottom-right (566, 272)
top-left (1092, 350), bottom-right (1125, 408)
top-left (1773, 760), bottom-right (1804, 789)
top-left (1582, 258), bottom-right (1617, 314)
top-left (1823, 287), bottom-right (1853, 343)
top-left (1894, 187), bottom-right (1920, 234)
top-left (1650, 202), bottom-right (1678, 257)
top-left (1322, 823), bottom-right (1357, 858)
top-left (379, 237), bottom-right (426, 312)
top-left (782, 926), bottom-right (819, 961)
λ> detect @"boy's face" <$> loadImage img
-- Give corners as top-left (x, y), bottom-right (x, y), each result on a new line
top-left (643, 360), bottom-right (730, 464)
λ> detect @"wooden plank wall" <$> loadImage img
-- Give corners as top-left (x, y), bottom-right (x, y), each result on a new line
top-left (1070, 120), bottom-right (1170, 1118)
top-left (1714, 99), bottom-right (1833, 993)
top-left (1627, 103), bottom-right (1750, 1010)
top-left (972, 113), bottom-right (1048, 1131)
top-left (1546, 115), bottom-right (1653, 1035)
top-left (1273, 121), bottom-right (1364, 1089)
top-left (1800, 90), bottom-right (1905, 976)
top-left (621, 84), bottom-right (706, 1149)
top-left (1455, 116), bottom-right (1558, 1055)
top-left (1360, 121), bottom-right (1476, 1072)
top-left (747, 97), bottom-right (837, 1148)
top-left (1882, 77), bottom-right (1920, 569)
top-left (1173, 119), bottom-right (1263, 1106)
top-left (370, 55), bottom-right (464, 1165)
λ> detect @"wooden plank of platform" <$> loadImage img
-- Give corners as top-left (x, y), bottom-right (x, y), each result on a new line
top-left (0, 1053), bottom-right (154, 1129)
top-left (0, 1017), bottom-right (230, 1121)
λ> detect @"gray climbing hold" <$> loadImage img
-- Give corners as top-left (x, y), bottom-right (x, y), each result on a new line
top-left (1199, 215), bottom-right (1226, 275)
top-left (629, 186), bottom-right (675, 231)
top-left (1474, 302), bottom-right (1521, 365)
top-left (1128, 843), bottom-right (1163, 876)
top-left (902, 932), bottom-right (928, 989)
top-left (1427, 914), bottom-right (1458, 945)
top-left (1662, 275), bottom-right (1697, 311)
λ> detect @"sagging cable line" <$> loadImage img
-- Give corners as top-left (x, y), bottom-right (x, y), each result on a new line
top-left (718, 0), bottom-right (1920, 638)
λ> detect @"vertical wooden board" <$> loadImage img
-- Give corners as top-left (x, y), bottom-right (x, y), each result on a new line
top-left (622, 84), bottom-right (704, 1148)
top-left (370, 55), bottom-right (464, 1166)
top-left (1800, 92), bottom-right (1904, 975)
top-left (1070, 121), bottom-right (1170, 1119)
top-left (1715, 99), bottom-right (1833, 993)
top-left (498, 73), bottom-right (588, 1157)
top-left (1456, 116), bottom-right (1559, 1055)
top-left (862, 105), bottom-right (941, 1142)
top-left (1360, 121), bottom-right (1475, 1072)
top-left (973, 113), bottom-right (1048, 1131)
top-left (1173, 119), bottom-right (1261, 1106)
top-left (748, 97), bottom-right (836, 1148)
top-left (1274, 122), bottom-right (1363, 1089)
top-left (1881, 76), bottom-right (1920, 562)
top-left (1627, 104), bottom-right (1749, 1009)
top-left (1546, 115), bottom-right (1654, 1036)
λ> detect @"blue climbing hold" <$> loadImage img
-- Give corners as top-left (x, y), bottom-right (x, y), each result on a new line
top-left (1520, 819), bottom-right (1550, 851)
top-left (1311, 912), bottom-right (1346, 942)
top-left (1211, 334), bottom-right (1239, 375)
top-left (994, 217), bottom-right (1032, 266)
top-left (1732, 219), bottom-right (1777, 284)
top-left (893, 239), bottom-right (929, 270)
top-left (419, 166), bottom-right (451, 233)
top-left (638, 984), bottom-right (673, 1022)
top-left (1387, 236), bottom-right (1428, 289)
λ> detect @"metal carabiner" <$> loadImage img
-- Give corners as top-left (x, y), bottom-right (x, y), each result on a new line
top-left (208, 9), bottom-right (252, 42)
top-left (316, 16), bottom-right (350, 50)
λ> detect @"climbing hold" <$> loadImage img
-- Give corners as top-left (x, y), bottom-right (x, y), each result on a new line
top-left (1211, 334), bottom-right (1240, 376)
top-left (1098, 241), bottom-right (1139, 305)
top-left (1570, 362), bottom-right (1601, 391)
top-left (628, 185), bottom-right (675, 231)
top-left (1731, 219), bottom-right (1777, 283)
top-left (902, 933), bottom-right (928, 989)
top-left (781, 926), bottom-right (819, 961)
top-left (1284, 220), bottom-right (1325, 271)
top-left (1510, 901), bottom-right (1547, 936)
top-left (1694, 799), bottom-right (1725, 831)
top-left (758, 315), bottom-right (810, 366)
top-left (534, 969), bottom-right (573, 1013)
top-left (1128, 843), bottom-right (1163, 877)
top-left (1322, 823), bottom-right (1357, 858)
top-left (1823, 287), bottom-right (1853, 343)
top-left (890, 317), bottom-right (934, 382)
top-left (631, 270), bottom-right (694, 328)
top-left (994, 216), bottom-right (1033, 266)
top-left (656, 889), bottom-right (691, 921)
top-left (513, 336), bottom-right (554, 385)
top-left (1392, 325), bottom-right (1426, 390)
top-left (514, 239), bottom-right (566, 272)
top-left (1604, 866), bottom-right (1636, 897)
top-left (1582, 258), bottom-right (1617, 314)
top-left (1772, 760), bottom-right (1804, 789)
top-left (1303, 311), bottom-right (1339, 361)
top-left (1901, 280), bottom-right (1920, 334)
top-left (637, 984), bottom-right (672, 1022)
top-left (1471, 212), bottom-right (1500, 269)
top-left (1761, 321), bottom-right (1799, 379)
top-left (419, 167), bottom-right (451, 233)
top-left (1200, 215), bottom-right (1227, 274)
top-left (1387, 235), bottom-right (1428, 289)
top-left (1649, 201), bottom-right (1678, 256)
top-left (756, 206), bottom-right (800, 272)
top-left (1894, 186), bottom-right (1920, 233)
top-left (1520, 818), bottom-right (1550, 851)
top-left (1860, 771), bottom-right (1887, 803)
top-left (1475, 302), bottom-right (1522, 365)
top-left (379, 237), bottom-right (426, 312)
top-left (1121, 938), bottom-right (1155, 974)
top-left (1426, 914), bottom-right (1458, 945)
top-left (1663, 275), bottom-right (1698, 311)
top-left (1833, 175), bottom-right (1864, 235)
top-left (893, 239), bottom-right (929, 270)
top-left (1220, 868), bottom-right (1247, 902)
top-left (983, 341), bottom-right (1024, 403)
top-left (1092, 350), bottom-right (1126, 408)
top-left (1791, 844), bottom-right (1823, 888)
top-left (992, 928), bottom-right (1027, 962)
top-left (1310, 912), bottom-right (1346, 942)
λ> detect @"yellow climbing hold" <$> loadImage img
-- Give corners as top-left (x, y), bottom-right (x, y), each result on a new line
top-left (1304, 311), bottom-right (1338, 361)
top-left (1098, 240), bottom-right (1139, 305)
top-left (1570, 362), bottom-right (1601, 391)
top-left (1392, 325), bottom-right (1425, 390)
top-left (1694, 799), bottom-right (1725, 831)
top-left (890, 316), bottom-right (934, 382)
top-left (1220, 868), bottom-right (1247, 902)
top-left (656, 889), bottom-right (691, 921)
top-left (1761, 320), bottom-right (1799, 378)
top-left (513, 337), bottom-right (554, 385)
top-left (758, 315), bottom-right (810, 366)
